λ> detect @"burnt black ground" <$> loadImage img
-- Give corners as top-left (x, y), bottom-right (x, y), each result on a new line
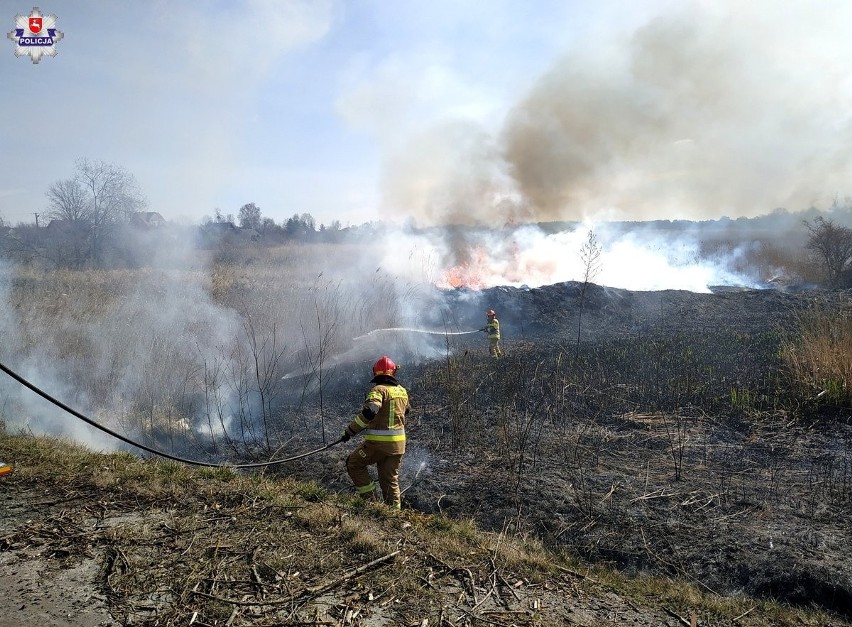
top-left (276, 281), bottom-right (852, 619)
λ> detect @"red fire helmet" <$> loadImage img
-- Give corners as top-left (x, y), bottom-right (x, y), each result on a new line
top-left (372, 355), bottom-right (398, 377)
top-left (487, 309), bottom-right (496, 317)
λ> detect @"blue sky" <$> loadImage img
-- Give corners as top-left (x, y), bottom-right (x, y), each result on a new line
top-left (2, 0), bottom-right (851, 228)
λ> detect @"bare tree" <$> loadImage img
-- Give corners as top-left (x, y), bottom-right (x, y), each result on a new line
top-left (74, 158), bottom-right (146, 262)
top-left (804, 215), bottom-right (852, 287)
top-left (243, 315), bottom-right (287, 453)
top-left (46, 178), bottom-right (89, 222)
top-left (238, 202), bottom-right (262, 230)
top-left (298, 279), bottom-right (343, 444)
top-left (576, 229), bottom-right (602, 359)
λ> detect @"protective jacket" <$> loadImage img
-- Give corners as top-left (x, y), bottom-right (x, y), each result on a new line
top-left (345, 375), bottom-right (409, 455)
top-left (486, 317), bottom-right (500, 340)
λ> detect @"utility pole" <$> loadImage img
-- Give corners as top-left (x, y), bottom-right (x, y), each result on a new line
top-left (34, 212), bottom-right (39, 228)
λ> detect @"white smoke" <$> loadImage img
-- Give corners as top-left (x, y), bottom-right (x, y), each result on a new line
top-left (385, 222), bottom-right (760, 293)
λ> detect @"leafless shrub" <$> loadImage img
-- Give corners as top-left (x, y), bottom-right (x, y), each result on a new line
top-left (804, 214), bottom-right (852, 287)
top-left (559, 407), bottom-right (612, 519)
top-left (576, 230), bottom-right (602, 361)
top-left (439, 337), bottom-right (478, 452)
top-left (298, 278), bottom-right (346, 444)
top-left (659, 410), bottom-right (695, 482)
top-left (492, 357), bottom-right (548, 517)
top-left (243, 315), bottom-right (287, 451)
top-left (190, 324), bottom-right (289, 460)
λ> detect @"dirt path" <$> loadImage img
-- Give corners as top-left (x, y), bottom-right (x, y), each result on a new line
top-left (0, 549), bottom-right (113, 627)
top-left (1, 484), bottom-right (115, 626)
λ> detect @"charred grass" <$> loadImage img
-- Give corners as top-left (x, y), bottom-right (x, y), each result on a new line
top-left (2, 430), bottom-right (846, 626)
top-left (401, 311), bottom-right (852, 623)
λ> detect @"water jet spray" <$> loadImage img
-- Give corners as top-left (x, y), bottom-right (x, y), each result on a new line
top-left (353, 327), bottom-right (480, 341)
top-left (279, 328), bottom-right (480, 381)
top-left (401, 460), bottom-right (428, 495)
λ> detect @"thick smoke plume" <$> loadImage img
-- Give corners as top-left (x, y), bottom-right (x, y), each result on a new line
top-left (382, 2), bottom-right (852, 227)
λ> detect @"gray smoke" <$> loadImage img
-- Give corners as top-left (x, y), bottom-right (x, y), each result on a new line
top-left (382, 2), bottom-right (852, 227)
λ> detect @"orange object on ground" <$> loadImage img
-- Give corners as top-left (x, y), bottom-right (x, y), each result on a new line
top-left (0, 462), bottom-right (13, 477)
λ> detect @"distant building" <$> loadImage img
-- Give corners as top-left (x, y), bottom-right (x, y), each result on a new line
top-left (131, 211), bottom-right (166, 229)
top-left (46, 218), bottom-right (80, 235)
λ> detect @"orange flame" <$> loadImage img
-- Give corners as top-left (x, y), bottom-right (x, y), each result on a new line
top-left (439, 247), bottom-right (489, 289)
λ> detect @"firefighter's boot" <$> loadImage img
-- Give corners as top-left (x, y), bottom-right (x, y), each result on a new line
top-left (355, 481), bottom-right (379, 501)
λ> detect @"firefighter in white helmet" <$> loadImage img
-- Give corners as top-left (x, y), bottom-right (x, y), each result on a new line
top-left (480, 309), bottom-right (503, 358)
top-left (341, 356), bottom-right (410, 508)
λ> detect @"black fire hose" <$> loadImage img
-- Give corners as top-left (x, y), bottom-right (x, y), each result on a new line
top-left (0, 360), bottom-right (344, 469)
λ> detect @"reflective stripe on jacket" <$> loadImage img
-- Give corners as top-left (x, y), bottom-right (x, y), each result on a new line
top-left (346, 380), bottom-right (409, 454)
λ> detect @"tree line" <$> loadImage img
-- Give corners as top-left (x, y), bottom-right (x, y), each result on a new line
top-left (207, 202), bottom-right (344, 242)
top-left (3, 158), bottom-right (852, 286)
top-left (0, 159), bottom-right (365, 269)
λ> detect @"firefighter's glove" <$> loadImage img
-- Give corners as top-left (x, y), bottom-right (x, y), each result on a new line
top-left (340, 430), bottom-right (351, 443)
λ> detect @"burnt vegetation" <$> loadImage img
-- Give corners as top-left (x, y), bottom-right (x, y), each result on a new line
top-left (3, 181), bottom-right (852, 623)
top-left (5, 274), bottom-right (852, 625)
top-left (372, 282), bottom-right (851, 615)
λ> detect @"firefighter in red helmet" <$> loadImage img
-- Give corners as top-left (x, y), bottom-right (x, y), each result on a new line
top-left (341, 356), bottom-right (410, 508)
top-left (480, 309), bottom-right (503, 358)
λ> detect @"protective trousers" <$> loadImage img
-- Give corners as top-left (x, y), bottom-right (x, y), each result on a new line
top-left (346, 440), bottom-right (403, 508)
top-left (489, 338), bottom-right (503, 358)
